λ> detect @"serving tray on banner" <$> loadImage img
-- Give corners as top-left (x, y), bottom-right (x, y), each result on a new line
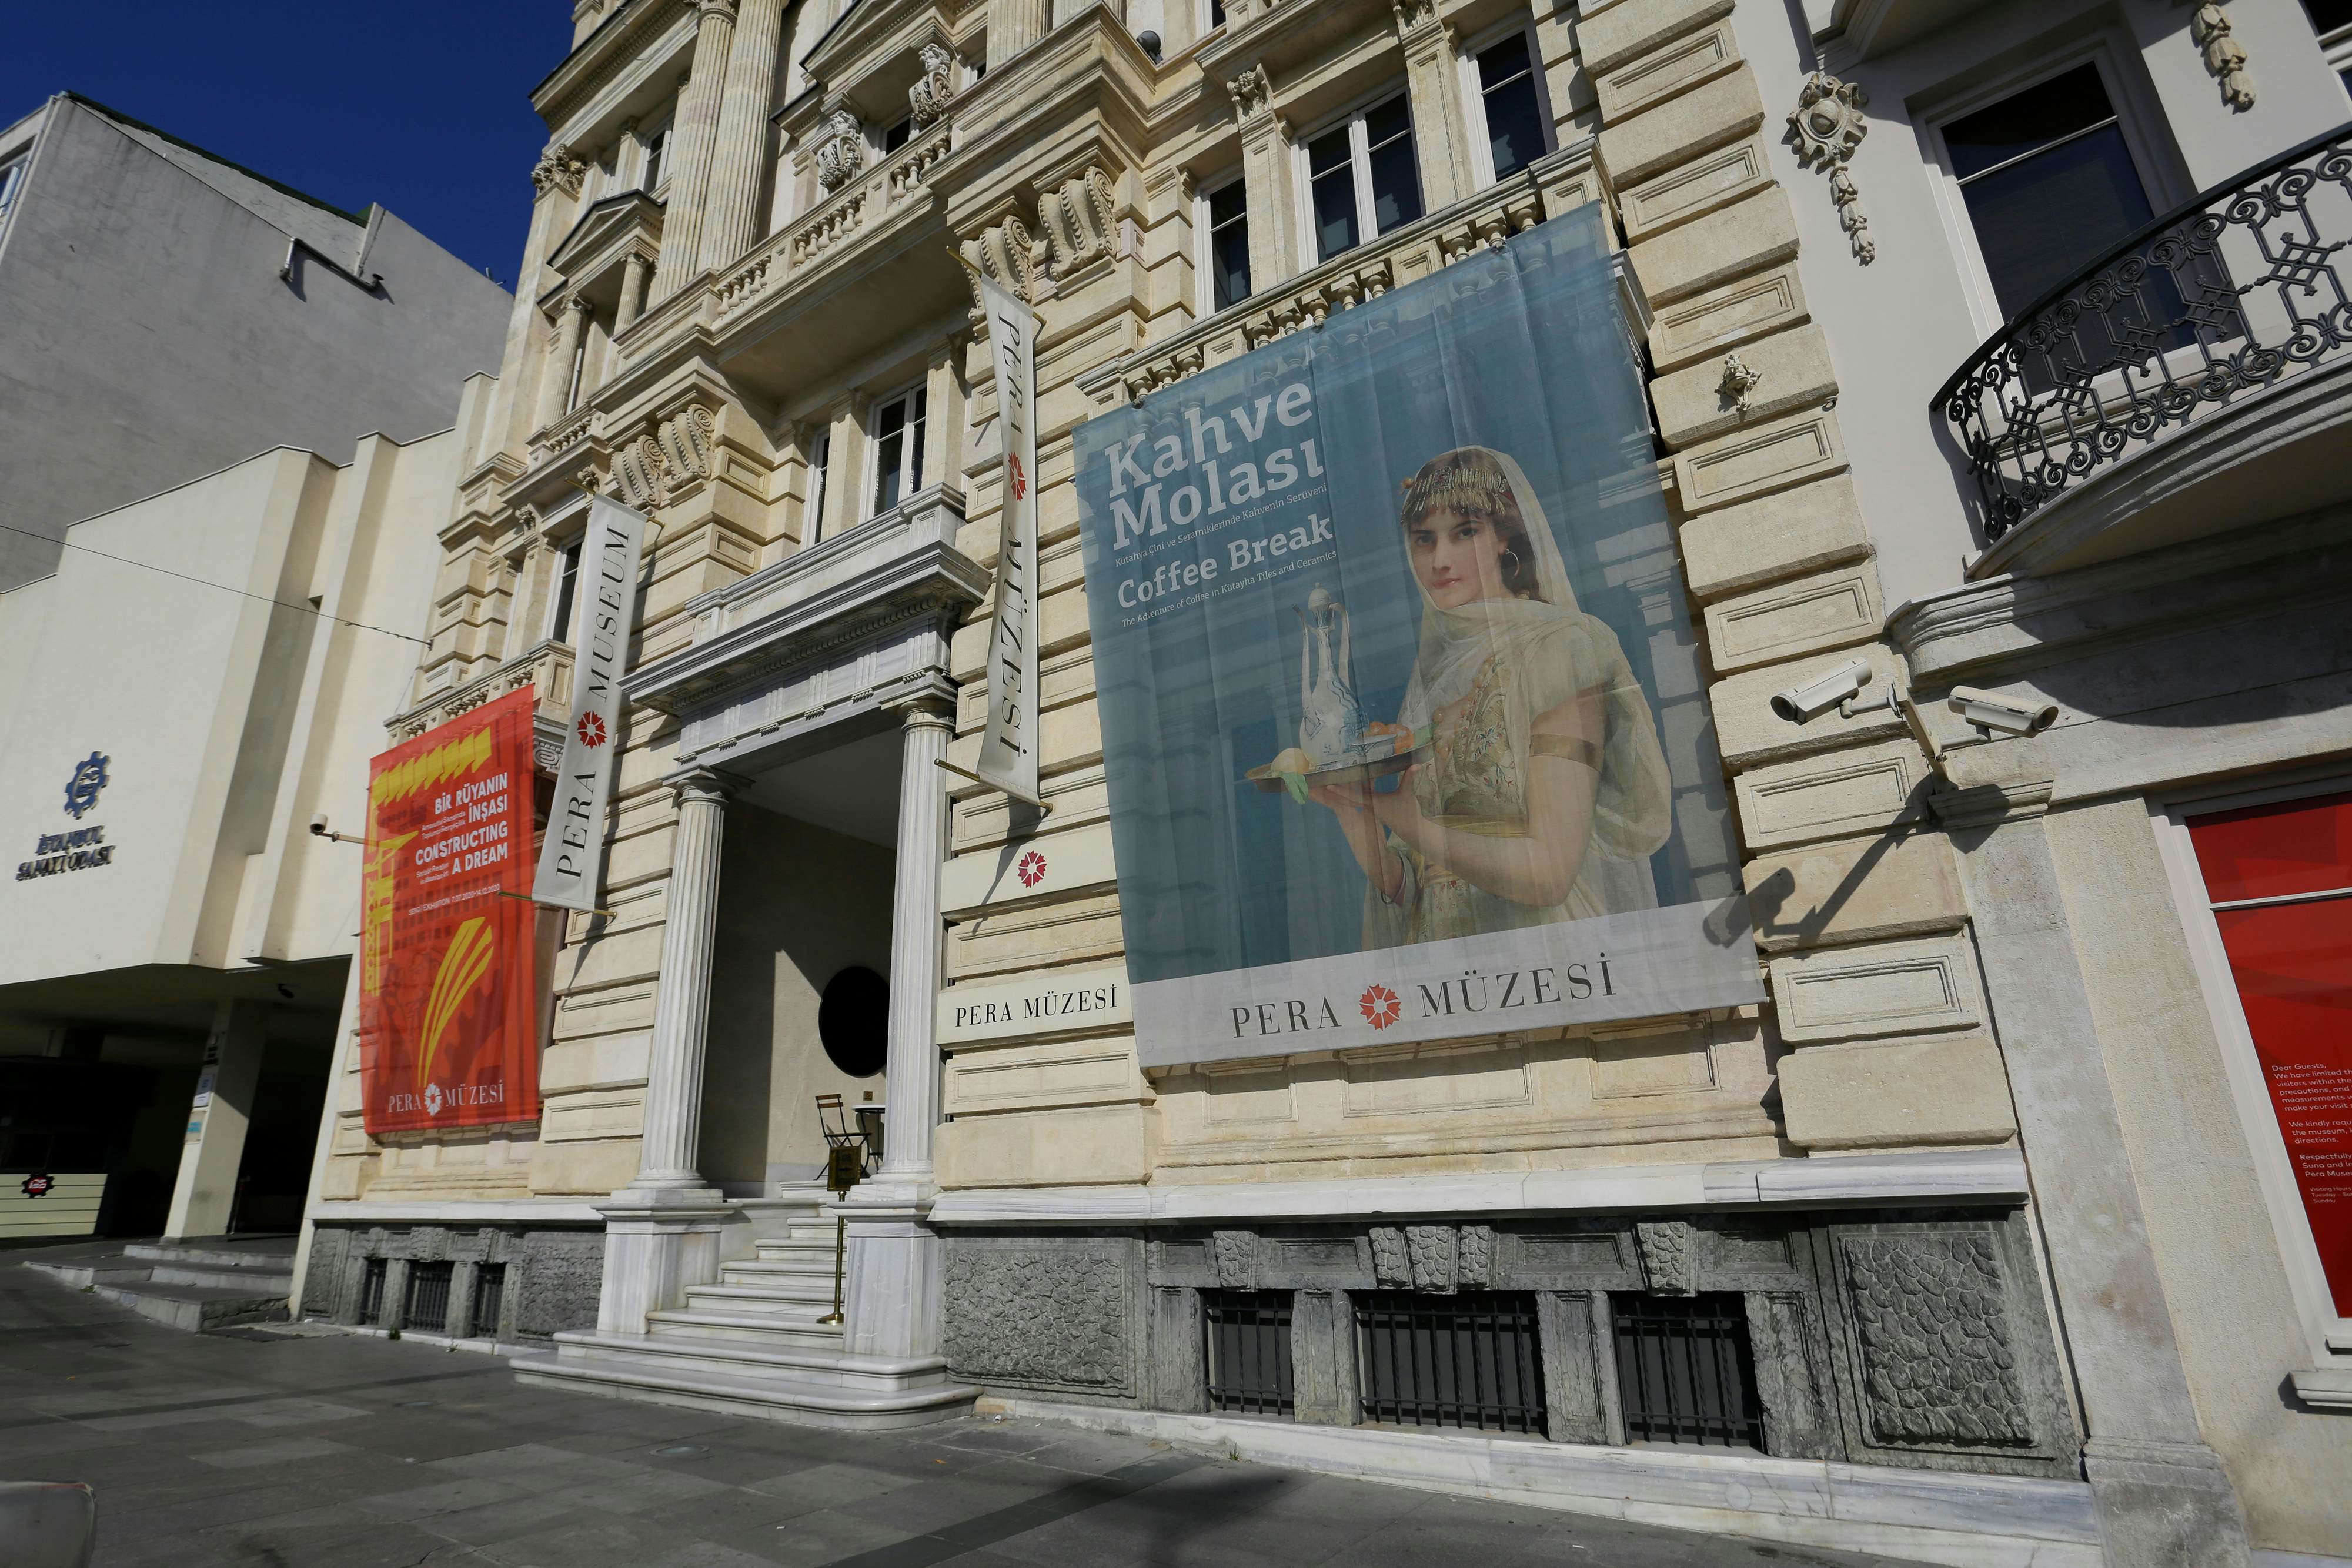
top-left (1246, 739), bottom-right (1428, 794)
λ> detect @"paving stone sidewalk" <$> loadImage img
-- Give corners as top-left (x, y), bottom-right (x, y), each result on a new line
top-left (0, 1249), bottom-right (1922, 1568)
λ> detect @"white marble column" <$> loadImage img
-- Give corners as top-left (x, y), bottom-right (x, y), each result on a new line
top-left (1940, 781), bottom-right (2251, 1568)
top-left (594, 767), bottom-right (744, 1335)
top-left (615, 250), bottom-right (651, 335)
top-left (841, 701), bottom-right (953, 1360)
top-left (651, 0), bottom-right (739, 299)
top-left (535, 296), bottom-right (589, 433)
top-left (880, 703), bottom-right (951, 1178)
top-left (633, 768), bottom-right (736, 1189)
top-left (699, 0), bottom-right (786, 273)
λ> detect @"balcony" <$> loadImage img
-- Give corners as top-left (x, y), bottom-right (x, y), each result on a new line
top-left (700, 118), bottom-right (963, 400)
top-left (395, 640), bottom-right (576, 763)
top-left (1935, 126), bottom-right (2352, 579)
top-left (1083, 141), bottom-right (1615, 403)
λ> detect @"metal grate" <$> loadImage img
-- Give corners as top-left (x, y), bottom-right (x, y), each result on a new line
top-left (1202, 1290), bottom-right (1295, 1416)
top-left (1354, 1292), bottom-right (1546, 1434)
top-left (1611, 1293), bottom-right (1765, 1450)
top-left (403, 1261), bottom-right (454, 1334)
top-left (470, 1263), bottom-right (506, 1339)
top-left (357, 1258), bottom-right (387, 1324)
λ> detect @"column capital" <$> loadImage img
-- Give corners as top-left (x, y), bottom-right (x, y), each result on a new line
top-left (695, 0), bottom-right (737, 17)
top-left (893, 700), bottom-right (956, 734)
top-left (665, 765), bottom-right (749, 805)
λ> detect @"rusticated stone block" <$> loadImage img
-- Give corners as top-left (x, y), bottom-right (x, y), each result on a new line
top-left (1704, 560), bottom-right (1880, 673)
top-left (1650, 262), bottom-right (1807, 371)
top-left (1782, 1035), bottom-right (2016, 1149)
top-left (1835, 1232), bottom-right (2033, 1446)
top-left (1598, 70), bottom-right (1766, 189)
top-left (1628, 188), bottom-right (1799, 306)
top-left (1578, 0), bottom-right (1733, 73)
top-left (1652, 325), bottom-right (1839, 450)
top-left (1742, 831), bottom-right (1966, 952)
top-left (943, 1242), bottom-right (1136, 1395)
top-left (1681, 475), bottom-right (1871, 602)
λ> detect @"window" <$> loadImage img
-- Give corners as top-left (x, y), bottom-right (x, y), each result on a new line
top-left (1611, 1293), bottom-right (1765, 1449)
top-left (0, 155), bottom-right (26, 226)
top-left (1472, 31), bottom-right (1551, 182)
top-left (1203, 1291), bottom-right (1294, 1415)
top-left (1354, 1292), bottom-right (1546, 1433)
top-left (1940, 62), bottom-right (2170, 325)
top-left (549, 540), bottom-right (583, 643)
top-left (403, 1261), bottom-right (455, 1333)
top-left (806, 427), bottom-right (832, 540)
top-left (470, 1263), bottom-right (507, 1339)
top-left (1205, 0), bottom-right (1227, 32)
top-left (880, 117), bottom-right (913, 155)
top-left (869, 386), bottom-right (927, 515)
top-left (2184, 790), bottom-right (2352, 1328)
top-left (1201, 175), bottom-right (1251, 311)
top-left (2307, 0), bottom-right (2352, 95)
top-left (357, 1258), bottom-right (388, 1324)
top-left (642, 126), bottom-right (668, 193)
top-left (1304, 92), bottom-right (1424, 264)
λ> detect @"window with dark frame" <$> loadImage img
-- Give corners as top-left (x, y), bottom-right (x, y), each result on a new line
top-left (643, 126), bottom-right (668, 192)
top-left (1205, 177), bottom-right (1251, 310)
top-left (358, 1258), bottom-right (389, 1325)
top-left (881, 117), bottom-right (913, 155)
top-left (404, 1261), bottom-right (455, 1334)
top-left (1610, 1292), bottom-right (1766, 1450)
top-left (1476, 32), bottom-right (1548, 181)
top-left (550, 540), bottom-right (583, 643)
top-left (471, 1263), bottom-right (508, 1339)
top-left (1203, 1290), bottom-right (1297, 1415)
top-left (870, 386), bottom-right (927, 516)
top-left (2304, 0), bottom-right (2352, 93)
top-left (1208, 0), bottom-right (1227, 30)
top-left (1354, 1292), bottom-right (1547, 1433)
top-left (807, 427), bottom-right (831, 540)
top-left (1307, 92), bottom-right (1424, 265)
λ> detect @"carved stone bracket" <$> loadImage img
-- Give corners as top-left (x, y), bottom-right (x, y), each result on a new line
top-left (1212, 1230), bottom-right (1258, 1290)
top-left (1785, 73), bottom-right (1875, 265)
top-left (2190, 4), bottom-right (2256, 111)
top-left (910, 42), bottom-right (960, 126)
top-left (814, 109), bottom-right (867, 193)
top-left (612, 403), bottom-right (718, 510)
top-left (1718, 351), bottom-right (1763, 415)
top-left (1225, 65), bottom-right (1273, 123)
top-left (1040, 166), bottom-right (1120, 275)
top-left (960, 215), bottom-right (1041, 312)
top-left (1635, 1221), bottom-right (1698, 1295)
top-left (531, 142), bottom-right (589, 198)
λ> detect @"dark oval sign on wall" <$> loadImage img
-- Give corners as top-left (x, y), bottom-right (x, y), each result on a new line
top-left (818, 967), bottom-right (889, 1079)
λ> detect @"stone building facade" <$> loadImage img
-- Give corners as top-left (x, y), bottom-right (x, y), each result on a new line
top-left (298, 0), bottom-right (2352, 1562)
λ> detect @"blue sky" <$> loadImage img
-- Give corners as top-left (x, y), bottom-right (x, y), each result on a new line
top-left (4, 4), bottom-right (574, 286)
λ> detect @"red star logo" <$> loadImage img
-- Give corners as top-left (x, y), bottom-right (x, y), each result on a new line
top-left (1359, 984), bottom-right (1401, 1030)
top-left (576, 711), bottom-right (608, 749)
top-left (1016, 848), bottom-right (1048, 888)
top-left (1006, 453), bottom-right (1028, 502)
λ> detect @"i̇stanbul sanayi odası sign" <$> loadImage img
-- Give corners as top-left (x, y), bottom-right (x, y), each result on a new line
top-left (1072, 209), bottom-right (1761, 1070)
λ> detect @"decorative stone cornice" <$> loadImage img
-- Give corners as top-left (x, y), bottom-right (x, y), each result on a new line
top-left (532, 141), bottom-right (591, 197)
top-left (1785, 72), bottom-right (1874, 264)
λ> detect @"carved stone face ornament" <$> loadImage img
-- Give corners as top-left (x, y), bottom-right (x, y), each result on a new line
top-left (910, 42), bottom-right (958, 128)
top-left (1785, 72), bottom-right (1875, 265)
top-left (814, 109), bottom-right (867, 194)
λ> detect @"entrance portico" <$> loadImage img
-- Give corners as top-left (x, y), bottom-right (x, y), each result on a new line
top-left (513, 484), bottom-right (983, 1424)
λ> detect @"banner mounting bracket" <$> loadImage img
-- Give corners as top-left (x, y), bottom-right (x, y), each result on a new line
top-left (934, 755), bottom-right (1050, 811)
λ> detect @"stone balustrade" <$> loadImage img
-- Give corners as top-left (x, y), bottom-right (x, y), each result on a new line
top-left (714, 119), bottom-right (956, 325)
top-left (529, 403), bottom-right (599, 467)
top-left (397, 639), bottom-right (576, 756)
top-left (1091, 142), bottom-right (1601, 404)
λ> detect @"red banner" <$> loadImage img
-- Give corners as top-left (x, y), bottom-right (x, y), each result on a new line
top-left (360, 687), bottom-right (542, 1134)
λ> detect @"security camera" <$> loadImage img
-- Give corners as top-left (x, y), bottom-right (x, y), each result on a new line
top-left (1772, 660), bottom-right (1872, 723)
top-left (1949, 686), bottom-right (2058, 738)
top-left (310, 813), bottom-right (331, 837)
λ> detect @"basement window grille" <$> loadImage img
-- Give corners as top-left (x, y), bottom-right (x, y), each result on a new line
top-left (1610, 1292), bottom-right (1766, 1450)
top-left (357, 1258), bottom-right (387, 1325)
top-left (470, 1264), bottom-right (507, 1339)
top-left (1202, 1290), bottom-right (1295, 1416)
top-left (403, 1261), bottom-right (454, 1334)
top-left (1354, 1292), bottom-right (1546, 1434)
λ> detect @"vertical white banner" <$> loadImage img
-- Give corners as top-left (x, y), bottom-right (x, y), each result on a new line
top-left (974, 272), bottom-right (1042, 805)
top-left (533, 494), bottom-right (649, 912)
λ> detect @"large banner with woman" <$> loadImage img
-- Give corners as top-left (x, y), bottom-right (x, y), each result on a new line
top-left (1074, 208), bottom-right (1760, 1069)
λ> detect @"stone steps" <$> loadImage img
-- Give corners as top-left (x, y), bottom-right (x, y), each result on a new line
top-left (649, 1307), bottom-right (847, 1345)
top-left (21, 1238), bottom-right (293, 1333)
top-left (512, 1329), bottom-right (974, 1430)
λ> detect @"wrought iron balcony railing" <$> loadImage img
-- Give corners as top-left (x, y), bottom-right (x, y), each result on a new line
top-left (1934, 125), bottom-right (2352, 543)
